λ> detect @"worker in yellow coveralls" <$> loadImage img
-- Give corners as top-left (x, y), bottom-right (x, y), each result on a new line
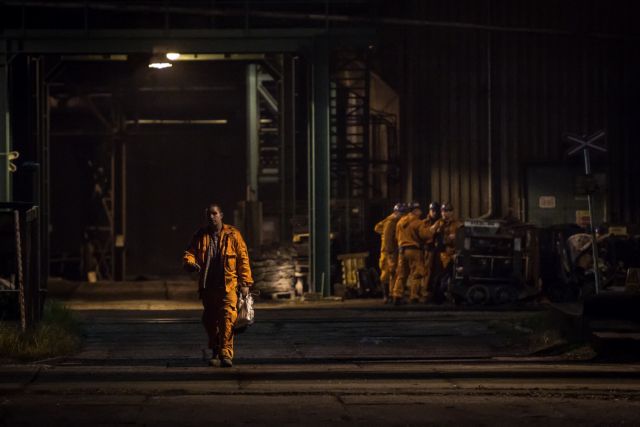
top-left (183, 203), bottom-right (253, 368)
top-left (391, 202), bottom-right (425, 305)
top-left (430, 203), bottom-right (463, 270)
top-left (374, 203), bottom-right (405, 303)
top-left (416, 201), bottom-right (441, 303)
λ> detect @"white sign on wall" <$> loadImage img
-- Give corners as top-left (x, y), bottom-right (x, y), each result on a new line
top-left (539, 196), bottom-right (556, 209)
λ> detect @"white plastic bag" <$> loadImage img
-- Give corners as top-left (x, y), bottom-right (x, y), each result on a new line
top-left (235, 292), bottom-right (255, 332)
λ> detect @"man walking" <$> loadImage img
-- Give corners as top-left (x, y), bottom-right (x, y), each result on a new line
top-left (183, 203), bottom-right (253, 368)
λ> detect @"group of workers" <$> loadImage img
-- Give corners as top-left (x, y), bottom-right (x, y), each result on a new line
top-left (375, 201), bottom-right (463, 304)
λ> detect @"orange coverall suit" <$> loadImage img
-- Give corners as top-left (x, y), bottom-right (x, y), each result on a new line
top-left (417, 216), bottom-right (439, 302)
top-left (392, 212), bottom-right (425, 301)
top-left (374, 214), bottom-right (400, 297)
top-left (431, 217), bottom-right (463, 269)
top-left (183, 224), bottom-right (253, 361)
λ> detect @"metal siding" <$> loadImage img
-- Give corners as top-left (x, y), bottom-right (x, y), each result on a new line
top-left (386, 0), bottom-right (640, 221)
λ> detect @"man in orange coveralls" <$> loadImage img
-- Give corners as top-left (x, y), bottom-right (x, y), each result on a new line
top-left (430, 202), bottom-right (463, 270)
top-left (374, 202), bottom-right (406, 303)
top-left (183, 203), bottom-right (253, 368)
top-left (391, 202), bottom-right (425, 305)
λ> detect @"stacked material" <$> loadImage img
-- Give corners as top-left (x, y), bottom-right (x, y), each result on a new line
top-left (251, 246), bottom-right (296, 297)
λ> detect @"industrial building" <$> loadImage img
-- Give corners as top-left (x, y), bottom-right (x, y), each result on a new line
top-left (1, 0), bottom-right (639, 306)
top-left (2, 2), bottom-right (640, 425)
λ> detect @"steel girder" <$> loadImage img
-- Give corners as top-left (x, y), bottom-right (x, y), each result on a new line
top-left (1, 29), bottom-right (371, 54)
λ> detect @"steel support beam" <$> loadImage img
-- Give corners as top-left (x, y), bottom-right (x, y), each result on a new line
top-left (257, 82), bottom-right (279, 115)
top-left (34, 57), bottom-right (45, 297)
top-left (112, 132), bottom-right (126, 281)
top-left (2, 29), bottom-right (359, 54)
top-left (310, 38), bottom-right (331, 297)
top-left (40, 78), bottom-right (50, 295)
top-left (2, 29), bottom-right (373, 56)
top-left (0, 54), bottom-right (11, 202)
top-left (280, 54), bottom-right (296, 242)
top-left (246, 63), bottom-right (259, 201)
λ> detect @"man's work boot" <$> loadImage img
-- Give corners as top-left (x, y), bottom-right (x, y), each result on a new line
top-left (393, 298), bottom-right (404, 306)
top-left (220, 358), bottom-right (233, 368)
top-left (208, 357), bottom-right (221, 367)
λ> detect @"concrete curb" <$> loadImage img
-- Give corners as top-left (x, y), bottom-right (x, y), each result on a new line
top-left (48, 280), bottom-right (199, 302)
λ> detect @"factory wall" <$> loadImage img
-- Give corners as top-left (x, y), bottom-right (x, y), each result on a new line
top-left (378, 0), bottom-right (640, 223)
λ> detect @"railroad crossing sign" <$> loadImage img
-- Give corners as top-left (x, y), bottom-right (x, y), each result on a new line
top-left (565, 130), bottom-right (607, 295)
top-left (566, 130), bottom-right (607, 157)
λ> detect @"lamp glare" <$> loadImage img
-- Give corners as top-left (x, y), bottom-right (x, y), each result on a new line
top-left (148, 62), bottom-right (172, 69)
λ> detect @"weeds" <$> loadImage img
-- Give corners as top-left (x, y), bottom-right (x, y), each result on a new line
top-left (0, 299), bottom-right (83, 362)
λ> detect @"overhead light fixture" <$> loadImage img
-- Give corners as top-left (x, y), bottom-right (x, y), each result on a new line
top-left (148, 62), bottom-right (172, 69)
top-left (148, 55), bottom-right (172, 69)
top-left (125, 119), bottom-right (228, 125)
top-left (166, 52), bottom-right (181, 61)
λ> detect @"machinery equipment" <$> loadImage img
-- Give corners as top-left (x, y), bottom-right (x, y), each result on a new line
top-left (540, 224), bottom-right (640, 302)
top-left (445, 220), bottom-right (539, 305)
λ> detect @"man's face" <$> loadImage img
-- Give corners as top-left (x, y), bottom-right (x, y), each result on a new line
top-left (429, 208), bottom-right (438, 219)
top-left (442, 209), bottom-right (453, 220)
top-left (413, 208), bottom-right (422, 218)
top-left (207, 205), bottom-right (224, 229)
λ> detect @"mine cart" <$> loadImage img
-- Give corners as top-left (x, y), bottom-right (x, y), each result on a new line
top-left (447, 220), bottom-right (539, 305)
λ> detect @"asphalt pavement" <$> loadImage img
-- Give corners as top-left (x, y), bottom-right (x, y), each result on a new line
top-left (2, 296), bottom-right (640, 426)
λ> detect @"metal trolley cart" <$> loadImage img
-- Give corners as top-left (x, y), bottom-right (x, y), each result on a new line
top-left (448, 220), bottom-right (539, 305)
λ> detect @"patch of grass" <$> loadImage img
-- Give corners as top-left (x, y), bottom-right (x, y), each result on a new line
top-left (0, 299), bottom-right (83, 362)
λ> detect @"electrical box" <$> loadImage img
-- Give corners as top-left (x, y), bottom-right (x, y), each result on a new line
top-left (526, 165), bottom-right (607, 228)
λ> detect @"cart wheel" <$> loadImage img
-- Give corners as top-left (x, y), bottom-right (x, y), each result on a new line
top-left (465, 285), bottom-right (490, 305)
top-left (493, 286), bottom-right (518, 305)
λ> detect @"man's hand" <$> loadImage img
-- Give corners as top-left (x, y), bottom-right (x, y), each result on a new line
top-left (430, 224), bottom-right (441, 235)
top-left (240, 286), bottom-right (250, 297)
top-left (185, 262), bottom-right (201, 273)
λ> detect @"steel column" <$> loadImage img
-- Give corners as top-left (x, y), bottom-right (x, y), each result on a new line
top-left (112, 133), bottom-right (126, 281)
top-left (34, 57), bottom-right (44, 300)
top-left (246, 63), bottom-right (259, 201)
top-left (41, 76), bottom-right (50, 290)
top-left (583, 148), bottom-right (601, 295)
top-left (310, 38), bottom-right (331, 296)
top-left (0, 54), bottom-right (11, 202)
top-left (281, 54), bottom-right (296, 242)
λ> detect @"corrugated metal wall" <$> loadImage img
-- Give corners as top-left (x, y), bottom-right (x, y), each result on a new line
top-left (379, 0), bottom-right (640, 222)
